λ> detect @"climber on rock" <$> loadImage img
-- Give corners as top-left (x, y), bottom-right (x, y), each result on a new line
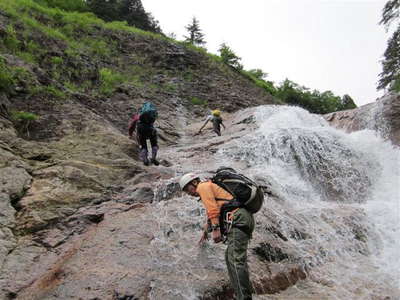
top-left (179, 171), bottom-right (256, 300)
top-left (196, 109), bottom-right (225, 136)
top-left (128, 102), bottom-right (159, 166)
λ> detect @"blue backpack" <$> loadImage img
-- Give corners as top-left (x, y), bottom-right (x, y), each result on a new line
top-left (140, 102), bottom-right (158, 124)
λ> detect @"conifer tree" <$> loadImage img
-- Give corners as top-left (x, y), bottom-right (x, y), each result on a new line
top-left (378, 27), bottom-right (400, 91)
top-left (86, 0), bottom-right (161, 33)
top-left (341, 94), bottom-right (357, 110)
top-left (378, 0), bottom-right (400, 91)
top-left (184, 17), bottom-right (206, 46)
top-left (119, 0), bottom-right (161, 33)
top-left (218, 43), bottom-right (243, 70)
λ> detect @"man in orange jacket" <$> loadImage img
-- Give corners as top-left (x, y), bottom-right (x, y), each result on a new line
top-left (180, 173), bottom-right (255, 300)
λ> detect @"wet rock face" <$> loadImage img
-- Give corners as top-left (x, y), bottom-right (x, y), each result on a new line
top-left (253, 242), bottom-right (290, 262)
top-left (0, 108), bottom-right (391, 300)
top-left (324, 93), bottom-right (400, 146)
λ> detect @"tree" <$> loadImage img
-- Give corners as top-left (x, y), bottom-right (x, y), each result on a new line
top-left (119, 0), bottom-right (161, 33)
top-left (378, 27), bottom-right (400, 91)
top-left (218, 43), bottom-right (242, 70)
top-left (184, 17), bottom-right (206, 47)
top-left (274, 79), bottom-right (354, 114)
top-left (86, 0), bottom-right (120, 22)
top-left (247, 69), bottom-right (268, 80)
top-left (380, 0), bottom-right (400, 28)
top-left (378, 0), bottom-right (400, 91)
top-left (340, 95), bottom-right (357, 110)
top-left (86, 0), bottom-right (162, 33)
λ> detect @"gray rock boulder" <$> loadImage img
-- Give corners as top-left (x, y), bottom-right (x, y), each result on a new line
top-left (324, 93), bottom-right (400, 146)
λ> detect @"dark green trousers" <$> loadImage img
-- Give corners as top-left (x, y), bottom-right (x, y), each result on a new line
top-left (225, 208), bottom-right (255, 300)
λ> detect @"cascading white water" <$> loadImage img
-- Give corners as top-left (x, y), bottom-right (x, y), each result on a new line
top-left (150, 105), bottom-right (399, 299)
top-left (221, 105), bottom-right (400, 297)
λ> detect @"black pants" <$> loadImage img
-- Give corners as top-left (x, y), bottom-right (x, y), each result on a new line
top-left (137, 122), bottom-right (158, 150)
top-left (212, 121), bottom-right (221, 136)
top-left (137, 122), bottom-right (158, 162)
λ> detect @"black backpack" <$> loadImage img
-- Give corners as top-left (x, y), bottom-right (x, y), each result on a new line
top-left (139, 102), bottom-right (158, 125)
top-left (212, 167), bottom-right (264, 214)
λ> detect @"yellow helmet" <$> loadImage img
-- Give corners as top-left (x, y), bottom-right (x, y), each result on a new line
top-left (212, 109), bottom-right (221, 117)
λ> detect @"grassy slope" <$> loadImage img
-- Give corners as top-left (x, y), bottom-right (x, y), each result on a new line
top-left (0, 0), bottom-right (276, 140)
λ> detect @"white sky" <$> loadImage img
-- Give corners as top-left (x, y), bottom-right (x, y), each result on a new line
top-left (141, 0), bottom-right (390, 106)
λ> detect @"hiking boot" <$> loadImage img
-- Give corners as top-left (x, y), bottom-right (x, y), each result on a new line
top-left (151, 158), bottom-right (159, 166)
top-left (143, 158), bottom-right (150, 166)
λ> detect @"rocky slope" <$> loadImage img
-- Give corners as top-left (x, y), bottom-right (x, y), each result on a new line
top-left (0, 110), bottom-right (306, 300)
top-left (324, 93), bottom-right (400, 146)
top-left (2, 104), bottom-right (398, 300)
top-left (0, 1), bottom-right (281, 299)
top-left (0, 1), bottom-right (276, 234)
top-left (1, 2), bottom-right (398, 300)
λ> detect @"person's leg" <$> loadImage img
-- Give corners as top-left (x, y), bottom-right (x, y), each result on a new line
top-left (137, 124), bottom-right (149, 165)
top-left (149, 128), bottom-right (159, 165)
top-left (213, 122), bottom-right (221, 136)
top-left (225, 209), bottom-right (254, 300)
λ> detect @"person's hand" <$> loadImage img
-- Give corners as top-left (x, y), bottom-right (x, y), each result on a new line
top-left (198, 231), bottom-right (209, 245)
top-left (212, 229), bottom-right (222, 243)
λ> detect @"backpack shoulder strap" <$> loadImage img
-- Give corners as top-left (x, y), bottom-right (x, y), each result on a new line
top-left (215, 197), bottom-right (231, 201)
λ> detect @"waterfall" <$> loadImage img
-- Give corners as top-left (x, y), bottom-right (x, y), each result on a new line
top-left (220, 105), bottom-right (400, 296)
top-left (150, 105), bottom-right (399, 299)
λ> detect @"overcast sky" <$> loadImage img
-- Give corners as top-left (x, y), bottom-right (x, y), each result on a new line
top-left (141, 0), bottom-right (390, 107)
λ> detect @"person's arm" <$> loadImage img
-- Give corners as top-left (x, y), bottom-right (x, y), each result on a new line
top-left (197, 183), bottom-right (222, 243)
top-left (198, 219), bottom-right (209, 244)
top-left (128, 115), bottom-right (138, 137)
top-left (197, 117), bottom-right (210, 134)
top-left (221, 120), bottom-right (226, 130)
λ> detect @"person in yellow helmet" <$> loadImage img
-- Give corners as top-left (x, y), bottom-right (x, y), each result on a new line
top-left (197, 109), bottom-right (225, 136)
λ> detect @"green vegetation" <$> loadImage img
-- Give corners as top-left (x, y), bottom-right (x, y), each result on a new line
top-left (218, 43), bottom-right (243, 70)
top-left (241, 69), bottom-right (276, 96)
top-left (0, 58), bottom-right (38, 95)
top-left (44, 85), bottom-right (66, 99)
top-left (378, 0), bottom-right (400, 92)
top-left (10, 111), bottom-right (39, 137)
top-left (99, 68), bottom-right (126, 96)
top-left (274, 79), bottom-right (356, 114)
top-left (34, 0), bottom-right (88, 12)
top-left (86, 0), bottom-right (161, 33)
top-left (11, 111), bottom-right (39, 122)
top-left (0, 58), bottom-right (14, 93)
top-left (0, 0), bottom-right (355, 116)
top-left (184, 17), bottom-right (206, 47)
top-left (3, 25), bottom-right (21, 53)
top-left (30, 85), bottom-right (67, 99)
top-left (190, 96), bottom-right (207, 106)
top-left (50, 56), bottom-right (63, 65)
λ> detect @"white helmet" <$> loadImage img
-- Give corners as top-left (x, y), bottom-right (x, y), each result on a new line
top-left (179, 173), bottom-right (199, 190)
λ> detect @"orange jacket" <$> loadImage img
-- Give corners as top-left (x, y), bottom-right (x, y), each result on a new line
top-left (196, 181), bottom-right (233, 225)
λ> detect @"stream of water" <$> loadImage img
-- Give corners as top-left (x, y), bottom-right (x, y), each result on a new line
top-left (151, 105), bottom-right (399, 299)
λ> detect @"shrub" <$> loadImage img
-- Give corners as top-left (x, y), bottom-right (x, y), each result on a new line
top-left (3, 25), bottom-right (20, 53)
top-left (190, 96), bottom-right (207, 105)
top-left (163, 83), bottom-right (177, 92)
top-left (11, 110), bottom-right (39, 137)
top-left (30, 85), bottom-right (66, 99)
top-left (99, 68), bottom-right (126, 96)
top-left (11, 111), bottom-right (39, 121)
top-left (44, 85), bottom-right (66, 99)
top-left (241, 69), bottom-right (277, 96)
top-left (50, 56), bottom-right (63, 64)
top-left (33, 0), bottom-right (88, 12)
top-left (218, 43), bottom-right (243, 70)
top-left (0, 58), bottom-right (14, 93)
